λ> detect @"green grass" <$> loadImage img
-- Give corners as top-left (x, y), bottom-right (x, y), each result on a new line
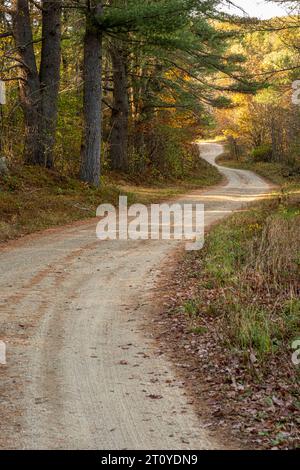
top-left (231, 304), bottom-right (274, 355)
top-left (0, 157), bottom-right (221, 243)
top-left (187, 197), bottom-right (300, 361)
top-left (189, 325), bottom-right (208, 335)
top-left (182, 299), bottom-right (199, 317)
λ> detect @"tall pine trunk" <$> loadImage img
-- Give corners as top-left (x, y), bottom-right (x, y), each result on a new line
top-left (13, 0), bottom-right (42, 165)
top-left (80, 2), bottom-right (102, 186)
top-left (13, 0), bottom-right (61, 166)
top-left (39, 0), bottom-right (62, 168)
top-left (109, 45), bottom-right (129, 172)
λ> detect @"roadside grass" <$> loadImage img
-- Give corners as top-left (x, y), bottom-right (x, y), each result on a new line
top-left (214, 149), bottom-right (300, 359)
top-left (164, 195), bottom-right (300, 448)
top-left (188, 197), bottom-right (300, 362)
top-left (0, 156), bottom-right (221, 243)
top-left (156, 148), bottom-right (300, 448)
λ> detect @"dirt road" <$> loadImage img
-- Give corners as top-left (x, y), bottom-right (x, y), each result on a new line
top-left (0, 143), bottom-right (272, 449)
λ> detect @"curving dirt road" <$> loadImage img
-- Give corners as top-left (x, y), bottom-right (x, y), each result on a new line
top-left (0, 143), bottom-right (272, 449)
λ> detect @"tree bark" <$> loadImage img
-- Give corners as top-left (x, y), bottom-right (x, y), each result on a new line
top-left (80, 1), bottom-right (102, 186)
top-left (13, 0), bottom-right (42, 165)
top-left (109, 44), bottom-right (129, 172)
top-left (13, 0), bottom-right (61, 167)
top-left (39, 0), bottom-right (62, 168)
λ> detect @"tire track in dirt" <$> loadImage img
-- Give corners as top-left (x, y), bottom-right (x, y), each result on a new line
top-left (0, 143), bottom-right (272, 449)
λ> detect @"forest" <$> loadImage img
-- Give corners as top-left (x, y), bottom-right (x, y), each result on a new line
top-left (0, 2), bottom-right (299, 207)
top-left (0, 0), bottom-right (300, 453)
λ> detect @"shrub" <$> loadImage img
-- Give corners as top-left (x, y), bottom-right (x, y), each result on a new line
top-left (251, 144), bottom-right (272, 162)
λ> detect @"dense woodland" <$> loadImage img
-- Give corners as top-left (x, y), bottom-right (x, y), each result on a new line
top-left (216, 11), bottom-right (300, 175)
top-left (0, 0), bottom-right (286, 186)
top-left (1, 2), bottom-right (300, 450)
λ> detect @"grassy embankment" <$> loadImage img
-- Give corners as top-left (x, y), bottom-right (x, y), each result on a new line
top-left (169, 147), bottom-right (300, 448)
top-left (214, 150), bottom-right (300, 360)
top-left (0, 152), bottom-right (221, 243)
